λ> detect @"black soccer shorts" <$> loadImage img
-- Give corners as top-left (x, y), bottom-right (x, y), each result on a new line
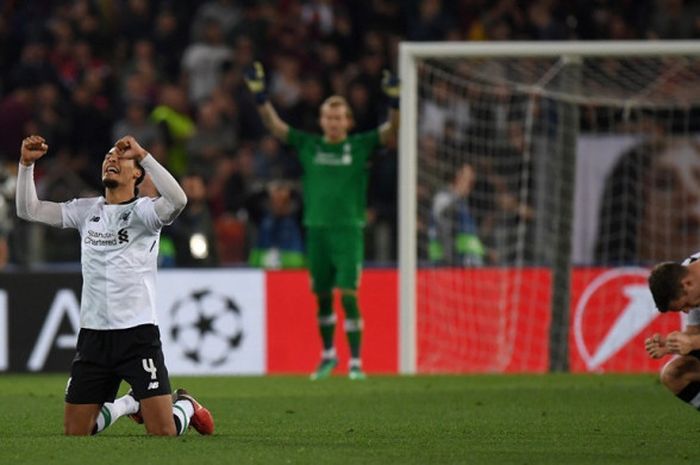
top-left (65, 324), bottom-right (172, 404)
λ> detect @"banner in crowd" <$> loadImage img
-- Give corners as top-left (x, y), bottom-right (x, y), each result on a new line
top-left (573, 134), bottom-right (700, 265)
top-left (573, 135), bottom-right (641, 264)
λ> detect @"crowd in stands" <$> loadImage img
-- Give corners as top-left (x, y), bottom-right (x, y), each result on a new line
top-left (0, 0), bottom-right (698, 269)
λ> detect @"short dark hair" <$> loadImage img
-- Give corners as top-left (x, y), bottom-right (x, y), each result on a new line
top-left (648, 261), bottom-right (688, 312)
top-left (134, 160), bottom-right (145, 196)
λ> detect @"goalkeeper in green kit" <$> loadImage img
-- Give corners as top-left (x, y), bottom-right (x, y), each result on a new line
top-left (245, 62), bottom-right (400, 380)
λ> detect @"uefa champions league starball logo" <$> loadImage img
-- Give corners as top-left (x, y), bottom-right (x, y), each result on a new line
top-left (168, 289), bottom-right (244, 366)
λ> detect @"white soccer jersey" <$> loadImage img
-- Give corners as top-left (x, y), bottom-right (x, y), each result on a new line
top-left (62, 196), bottom-right (165, 330)
top-left (682, 252), bottom-right (700, 326)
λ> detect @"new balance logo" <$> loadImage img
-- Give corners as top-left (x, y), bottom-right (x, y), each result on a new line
top-left (147, 381), bottom-right (160, 390)
top-left (118, 228), bottom-right (129, 244)
top-left (90, 216), bottom-right (100, 222)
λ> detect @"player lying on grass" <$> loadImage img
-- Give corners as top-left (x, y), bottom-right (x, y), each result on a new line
top-left (16, 135), bottom-right (214, 436)
top-left (647, 252), bottom-right (700, 410)
top-left (244, 61), bottom-right (399, 380)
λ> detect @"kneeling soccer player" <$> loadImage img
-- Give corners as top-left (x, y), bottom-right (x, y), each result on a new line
top-left (647, 252), bottom-right (700, 410)
top-left (16, 134), bottom-right (214, 436)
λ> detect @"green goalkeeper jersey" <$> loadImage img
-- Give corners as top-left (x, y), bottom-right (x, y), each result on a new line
top-left (288, 127), bottom-right (381, 227)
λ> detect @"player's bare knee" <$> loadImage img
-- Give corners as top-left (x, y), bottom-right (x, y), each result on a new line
top-left (63, 423), bottom-right (91, 436)
top-left (661, 356), bottom-right (700, 392)
top-left (145, 423), bottom-right (177, 436)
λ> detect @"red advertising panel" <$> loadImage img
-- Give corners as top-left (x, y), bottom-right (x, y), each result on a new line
top-left (266, 269), bottom-right (398, 374)
top-left (416, 268), bottom-right (552, 373)
top-left (265, 267), bottom-right (678, 375)
top-left (569, 267), bottom-right (682, 373)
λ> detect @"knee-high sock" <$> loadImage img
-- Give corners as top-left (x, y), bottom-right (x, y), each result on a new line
top-left (341, 293), bottom-right (362, 362)
top-left (172, 399), bottom-right (195, 435)
top-left (316, 293), bottom-right (336, 356)
top-left (91, 394), bottom-right (139, 435)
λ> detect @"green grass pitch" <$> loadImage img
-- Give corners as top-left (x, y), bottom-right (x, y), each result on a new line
top-left (0, 374), bottom-right (698, 465)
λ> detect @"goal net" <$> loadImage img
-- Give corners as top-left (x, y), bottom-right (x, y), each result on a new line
top-left (398, 41), bottom-right (700, 374)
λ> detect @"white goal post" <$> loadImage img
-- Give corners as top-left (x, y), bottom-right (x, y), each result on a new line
top-left (398, 41), bottom-right (700, 375)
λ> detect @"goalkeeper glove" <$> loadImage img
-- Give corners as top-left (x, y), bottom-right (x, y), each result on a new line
top-left (382, 70), bottom-right (400, 109)
top-left (244, 61), bottom-right (268, 105)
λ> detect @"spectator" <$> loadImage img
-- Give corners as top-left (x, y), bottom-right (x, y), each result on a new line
top-left (116, 0), bottom-right (154, 46)
top-left (419, 79), bottom-right (471, 145)
top-left (479, 121), bottom-right (535, 264)
top-left (181, 18), bottom-right (232, 104)
top-left (648, 0), bottom-right (698, 39)
top-left (152, 9), bottom-right (189, 78)
top-left (247, 179), bottom-right (305, 269)
top-left (8, 40), bottom-right (58, 91)
top-left (190, 0), bottom-right (242, 42)
top-left (287, 76), bottom-right (325, 132)
top-left (408, 0), bottom-right (453, 41)
top-left (428, 163), bottom-right (485, 266)
top-left (28, 82), bottom-right (70, 152)
top-left (165, 172), bottom-right (219, 267)
top-left (253, 135), bottom-right (298, 182)
top-left (269, 54), bottom-right (303, 110)
top-left (187, 99), bottom-right (237, 180)
top-left (150, 84), bottom-right (195, 177)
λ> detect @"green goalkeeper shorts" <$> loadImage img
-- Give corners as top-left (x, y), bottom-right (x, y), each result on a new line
top-left (306, 226), bottom-right (364, 293)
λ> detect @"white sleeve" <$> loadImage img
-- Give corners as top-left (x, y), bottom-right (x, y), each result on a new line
top-left (683, 252), bottom-right (700, 266)
top-left (140, 154), bottom-right (187, 225)
top-left (15, 163), bottom-right (63, 227)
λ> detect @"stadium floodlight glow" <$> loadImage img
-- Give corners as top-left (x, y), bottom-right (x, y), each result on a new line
top-left (398, 41), bottom-right (700, 375)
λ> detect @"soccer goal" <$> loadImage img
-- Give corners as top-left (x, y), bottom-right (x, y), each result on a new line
top-left (398, 41), bottom-right (700, 374)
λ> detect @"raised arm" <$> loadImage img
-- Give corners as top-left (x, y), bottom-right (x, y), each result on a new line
top-left (16, 135), bottom-right (63, 227)
top-left (115, 136), bottom-right (187, 224)
top-left (244, 62), bottom-right (290, 141)
top-left (378, 70), bottom-right (400, 146)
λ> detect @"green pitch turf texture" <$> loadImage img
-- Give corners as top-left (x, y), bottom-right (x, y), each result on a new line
top-left (0, 374), bottom-right (697, 465)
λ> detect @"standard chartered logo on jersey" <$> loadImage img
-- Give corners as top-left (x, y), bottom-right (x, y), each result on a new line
top-left (84, 228), bottom-right (129, 246)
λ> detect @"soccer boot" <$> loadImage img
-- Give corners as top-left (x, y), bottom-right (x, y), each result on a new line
top-left (348, 367), bottom-right (367, 381)
top-left (173, 388), bottom-right (215, 435)
top-left (125, 389), bottom-right (144, 424)
top-left (310, 358), bottom-right (338, 381)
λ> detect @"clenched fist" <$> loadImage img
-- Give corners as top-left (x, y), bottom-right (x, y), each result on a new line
top-left (666, 331), bottom-right (694, 355)
top-left (20, 135), bottom-right (49, 166)
top-left (644, 333), bottom-right (669, 359)
top-left (114, 135), bottom-right (147, 161)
